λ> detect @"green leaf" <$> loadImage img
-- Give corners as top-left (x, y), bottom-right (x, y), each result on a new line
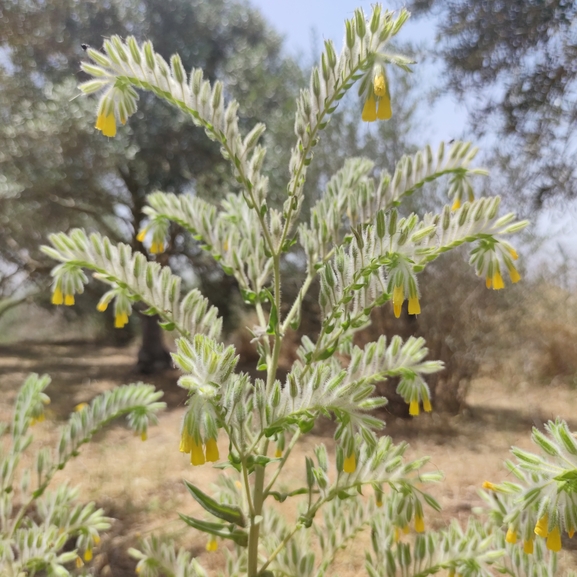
top-left (178, 514), bottom-right (248, 547)
top-left (184, 480), bottom-right (246, 527)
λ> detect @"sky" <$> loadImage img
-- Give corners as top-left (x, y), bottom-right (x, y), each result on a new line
top-left (248, 0), bottom-right (469, 145)
top-left (248, 0), bottom-right (577, 272)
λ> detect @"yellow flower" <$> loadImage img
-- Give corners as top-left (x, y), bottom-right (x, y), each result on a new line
top-left (394, 527), bottom-right (401, 542)
top-left (414, 513), bottom-right (425, 533)
top-left (509, 248), bottom-right (519, 260)
top-left (402, 524), bottom-right (410, 534)
top-left (51, 287), bottom-right (64, 305)
top-left (423, 398), bottom-right (432, 413)
top-left (205, 438), bottom-right (219, 462)
top-left (523, 537), bottom-right (534, 555)
top-left (180, 429), bottom-right (193, 453)
top-left (96, 301), bottom-right (108, 312)
top-left (485, 275), bottom-right (492, 289)
top-left (505, 525), bottom-right (517, 544)
top-left (569, 528), bottom-right (575, 539)
top-left (64, 293), bottom-right (75, 306)
top-left (114, 311), bottom-right (129, 328)
top-left (136, 228), bottom-right (147, 243)
top-left (206, 536), bottom-right (218, 552)
top-left (372, 71), bottom-right (392, 120)
top-left (140, 431), bottom-right (147, 442)
top-left (190, 438), bottom-right (206, 466)
top-left (408, 295), bottom-right (421, 315)
top-left (75, 402), bottom-right (89, 412)
top-left (506, 261), bottom-right (521, 283)
top-left (275, 448), bottom-right (283, 458)
top-left (482, 481), bottom-right (497, 491)
top-left (362, 92), bottom-right (377, 122)
top-left (343, 451), bottom-right (356, 473)
top-left (150, 241), bottom-right (165, 254)
top-left (392, 285), bottom-right (404, 318)
top-left (93, 535), bottom-right (101, 545)
top-left (492, 271), bottom-right (504, 290)
top-left (84, 546), bottom-right (93, 562)
top-left (452, 198), bottom-right (461, 211)
top-left (546, 526), bottom-right (561, 552)
top-left (75, 556), bottom-right (84, 568)
top-left (409, 400), bottom-right (419, 416)
top-left (534, 514), bottom-right (549, 538)
top-left (95, 112), bottom-right (116, 138)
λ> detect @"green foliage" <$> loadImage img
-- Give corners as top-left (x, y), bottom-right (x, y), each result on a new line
top-left (36, 3), bottom-right (577, 577)
top-left (0, 373), bottom-right (165, 575)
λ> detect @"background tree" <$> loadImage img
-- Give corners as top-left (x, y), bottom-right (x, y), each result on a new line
top-left (0, 0), bottom-right (302, 369)
top-left (407, 0), bottom-right (577, 208)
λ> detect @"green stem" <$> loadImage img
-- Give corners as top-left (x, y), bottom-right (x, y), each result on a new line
top-left (264, 428), bottom-right (302, 497)
top-left (248, 458), bottom-right (267, 577)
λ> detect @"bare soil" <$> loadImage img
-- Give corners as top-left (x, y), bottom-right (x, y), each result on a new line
top-left (1, 341), bottom-right (576, 575)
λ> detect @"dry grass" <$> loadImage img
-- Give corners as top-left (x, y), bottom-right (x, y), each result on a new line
top-left (2, 340), bottom-right (577, 575)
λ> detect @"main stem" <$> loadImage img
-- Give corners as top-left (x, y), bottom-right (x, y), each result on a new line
top-left (247, 252), bottom-right (283, 576)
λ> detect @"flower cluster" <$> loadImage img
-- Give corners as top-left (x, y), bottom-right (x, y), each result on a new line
top-left (179, 429), bottom-right (219, 466)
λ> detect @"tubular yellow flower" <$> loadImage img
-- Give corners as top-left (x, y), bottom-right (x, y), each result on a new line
top-left (392, 285), bottom-right (404, 318)
top-left (96, 301), bottom-right (108, 312)
top-left (205, 438), bottom-right (219, 462)
top-left (408, 295), bottom-right (421, 315)
top-left (93, 535), bottom-right (101, 545)
top-left (136, 228), bottom-right (147, 242)
top-left (95, 112), bottom-right (116, 138)
top-left (179, 429), bottom-right (193, 453)
top-left (423, 398), bottom-right (432, 413)
top-left (485, 275), bottom-right (492, 289)
top-left (409, 400), bottom-right (420, 416)
top-left (75, 402), bottom-right (89, 412)
top-left (546, 526), bottom-right (562, 552)
top-left (190, 438), bottom-right (205, 466)
top-left (64, 293), bottom-right (75, 306)
top-left (343, 452), bottom-right (356, 473)
top-left (377, 96), bottom-right (392, 120)
top-left (140, 431), bottom-right (147, 441)
top-left (507, 264), bottom-right (521, 283)
top-left (569, 528), bottom-right (575, 539)
top-left (523, 537), bottom-right (534, 555)
top-left (84, 546), bottom-right (93, 562)
top-left (374, 73), bottom-right (386, 96)
top-left (275, 448), bottom-right (283, 458)
top-left (76, 556), bottom-right (84, 569)
top-left (509, 248), bottom-right (519, 260)
top-left (492, 271), bottom-right (504, 290)
top-left (452, 198), bottom-right (461, 211)
top-left (482, 481), bottom-right (497, 491)
top-left (114, 311), bottom-right (129, 328)
top-left (414, 513), bottom-right (425, 533)
top-left (206, 536), bottom-right (218, 552)
top-left (150, 241), bottom-right (165, 254)
top-left (534, 514), bottom-right (549, 538)
top-left (51, 287), bottom-right (64, 305)
top-left (506, 525), bottom-right (518, 544)
top-left (362, 92), bottom-right (377, 122)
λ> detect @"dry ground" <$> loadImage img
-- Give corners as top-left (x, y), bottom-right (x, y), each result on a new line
top-left (1, 341), bottom-right (577, 575)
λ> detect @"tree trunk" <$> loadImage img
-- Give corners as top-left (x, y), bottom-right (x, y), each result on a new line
top-left (136, 314), bottom-right (172, 374)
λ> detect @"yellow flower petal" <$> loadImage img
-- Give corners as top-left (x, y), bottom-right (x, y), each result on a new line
top-left (394, 527), bottom-right (401, 542)
top-left (136, 228), bottom-right (147, 243)
top-left (362, 92), bottom-right (377, 122)
top-left (377, 93), bottom-right (392, 120)
top-left (373, 73), bottom-right (386, 97)
top-left (96, 301), bottom-right (108, 312)
top-left (546, 526), bottom-right (561, 552)
top-left (76, 556), bottom-right (84, 568)
top-left (84, 547), bottom-right (93, 562)
top-left (523, 537), bottom-right (534, 555)
top-left (409, 399), bottom-right (419, 416)
top-left (95, 112), bottom-right (105, 131)
top-left (569, 528), bottom-right (575, 539)
top-left (508, 266), bottom-right (521, 283)
top-left (343, 452), bottom-right (356, 473)
top-left (140, 431), bottom-right (147, 442)
top-left (534, 514), bottom-right (549, 538)
top-left (415, 513), bottom-right (425, 533)
top-left (51, 287), bottom-right (64, 305)
top-left (451, 198), bottom-right (461, 211)
top-left (392, 285), bottom-right (404, 318)
top-left (180, 430), bottom-right (192, 454)
top-left (506, 525), bottom-right (517, 544)
top-left (509, 248), bottom-right (519, 260)
top-left (101, 113), bottom-right (116, 138)
top-left (190, 439), bottom-right (205, 466)
top-left (205, 438), bottom-right (219, 462)
top-left (206, 537), bottom-right (218, 552)
top-left (482, 481), bottom-right (497, 491)
top-left (75, 402), bottom-right (89, 412)
top-left (408, 295), bottom-right (421, 315)
top-left (423, 398), bottom-right (432, 413)
top-left (64, 293), bottom-right (75, 306)
top-left (485, 275), bottom-right (492, 289)
top-left (492, 271), bottom-right (504, 290)
top-left (275, 448), bottom-right (283, 458)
